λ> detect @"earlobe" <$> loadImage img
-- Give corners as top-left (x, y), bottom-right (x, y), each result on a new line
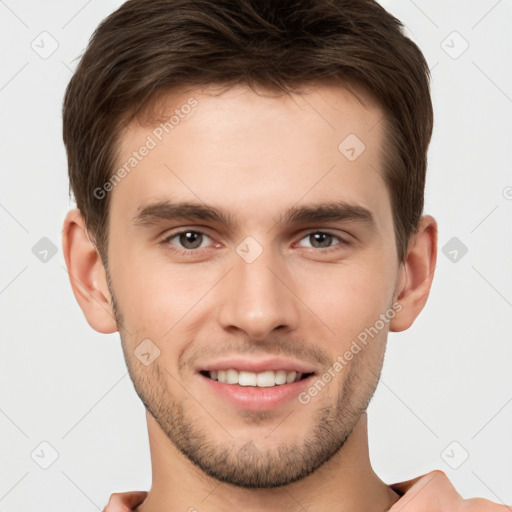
top-left (61, 209), bottom-right (118, 334)
top-left (389, 215), bottom-right (438, 332)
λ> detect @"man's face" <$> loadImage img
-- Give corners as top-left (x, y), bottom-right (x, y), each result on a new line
top-left (105, 83), bottom-right (402, 487)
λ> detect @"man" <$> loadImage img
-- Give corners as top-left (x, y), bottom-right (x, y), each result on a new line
top-left (61, 0), bottom-right (508, 510)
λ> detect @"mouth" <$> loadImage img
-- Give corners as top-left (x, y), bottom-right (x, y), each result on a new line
top-left (197, 358), bottom-right (318, 411)
top-left (200, 369), bottom-right (315, 388)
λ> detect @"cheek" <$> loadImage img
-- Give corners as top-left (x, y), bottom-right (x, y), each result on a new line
top-left (293, 259), bottom-right (395, 339)
top-left (112, 253), bottom-right (219, 334)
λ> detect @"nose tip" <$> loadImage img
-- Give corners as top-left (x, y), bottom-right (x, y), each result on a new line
top-left (237, 310), bottom-right (288, 341)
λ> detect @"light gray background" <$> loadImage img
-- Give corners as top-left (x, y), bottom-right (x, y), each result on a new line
top-left (1, 1), bottom-right (511, 510)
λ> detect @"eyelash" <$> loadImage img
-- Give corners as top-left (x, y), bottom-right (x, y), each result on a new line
top-left (160, 229), bottom-right (351, 256)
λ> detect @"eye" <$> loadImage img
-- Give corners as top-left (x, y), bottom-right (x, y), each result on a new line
top-left (297, 231), bottom-right (348, 250)
top-left (164, 230), bottom-right (213, 251)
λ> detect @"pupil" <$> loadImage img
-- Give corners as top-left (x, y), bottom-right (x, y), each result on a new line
top-left (180, 231), bottom-right (202, 249)
top-left (312, 233), bottom-right (332, 248)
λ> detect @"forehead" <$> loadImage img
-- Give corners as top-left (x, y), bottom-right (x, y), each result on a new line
top-left (111, 82), bottom-right (390, 231)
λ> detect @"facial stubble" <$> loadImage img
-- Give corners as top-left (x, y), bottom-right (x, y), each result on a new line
top-left (105, 266), bottom-right (385, 489)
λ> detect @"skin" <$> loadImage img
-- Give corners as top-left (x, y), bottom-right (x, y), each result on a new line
top-left (62, 82), bottom-right (445, 511)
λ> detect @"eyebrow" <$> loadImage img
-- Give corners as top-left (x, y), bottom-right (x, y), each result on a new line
top-left (132, 200), bottom-right (376, 230)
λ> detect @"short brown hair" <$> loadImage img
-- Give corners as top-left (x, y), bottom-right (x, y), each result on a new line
top-left (63, 0), bottom-right (433, 265)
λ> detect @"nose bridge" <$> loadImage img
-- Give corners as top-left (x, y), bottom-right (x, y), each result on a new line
top-left (218, 244), bottom-right (299, 339)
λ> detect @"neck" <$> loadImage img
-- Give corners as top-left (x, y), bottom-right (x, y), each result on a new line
top-left (136, 411), bottom-right (400, 512)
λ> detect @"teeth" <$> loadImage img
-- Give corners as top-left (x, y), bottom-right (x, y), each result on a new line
top-left (275, 370), bottom-right (287, 385)
top-left (208, 369), bottom-right (306, 387)
top-left (256, 371), bottom-right (275, 387)
top-left (239, 371), bottom-right (257, 386)
top-left (226, 369), bottom-right (238, 384)
top-left (286, 371), bottom-right (297, 383)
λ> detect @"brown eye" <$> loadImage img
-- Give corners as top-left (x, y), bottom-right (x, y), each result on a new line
top-left (309, 233), bottom-right (334, 248)
top-left (179, 231), bottom-right (203, 249)
top-left (298, 232), bottom-right (346, 249)
top-left (165, 230), bottom-right (212, 250)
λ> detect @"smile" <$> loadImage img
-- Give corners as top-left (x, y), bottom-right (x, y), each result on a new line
top-left (201, 369), bottom-right (314, 387)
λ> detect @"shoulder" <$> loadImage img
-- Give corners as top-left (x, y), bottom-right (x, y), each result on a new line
top-left (389, 470), bottom-right (511, 511)
top-left (103, 490), bottom-right (147, 512)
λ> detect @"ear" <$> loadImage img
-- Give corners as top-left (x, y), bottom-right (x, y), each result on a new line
top-left (389, 215), bottom-right (437, 332)
top-left (61, 209), bottom-right (118, 334)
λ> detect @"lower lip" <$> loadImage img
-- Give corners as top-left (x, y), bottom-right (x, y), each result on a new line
top-left (200, 373), bottom-right (314, 411)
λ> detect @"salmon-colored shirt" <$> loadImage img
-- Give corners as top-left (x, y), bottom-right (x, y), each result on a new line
top-left (103, 471), bottom-right (511, 511)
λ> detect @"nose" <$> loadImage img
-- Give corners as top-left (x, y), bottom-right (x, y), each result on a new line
top-left (217, 246), bottom-right (300, 340)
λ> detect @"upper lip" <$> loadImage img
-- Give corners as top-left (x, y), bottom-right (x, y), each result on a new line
top-left (198, 357), bottom-right (318, 374)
